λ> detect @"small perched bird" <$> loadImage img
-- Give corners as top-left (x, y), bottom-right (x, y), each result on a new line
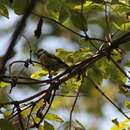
top-left (35, 49), bottom-right (68, 73)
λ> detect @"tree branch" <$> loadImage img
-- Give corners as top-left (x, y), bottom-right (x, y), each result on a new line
top-left (87, 76), bottom-right (130, 120)
top-left (0, 0), bottom-right (38, 75)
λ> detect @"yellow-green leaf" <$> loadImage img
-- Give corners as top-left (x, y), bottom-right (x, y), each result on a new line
top-left (70, 10), bottom-right (87, 31)
top-left (61, 75), bottom-right (82, 93)
top-left (44, 120), bottom-right (55, 130)
top-left (0, 81), bottom-right (10, 88)
top-left (113, 22), bottom-right (130, 31)
top-left (31, 70), bottom-right (48, 79)
top-left (0, 4), bottom-right (9, 18)
top-left (45, 113), bottom-right (64, 123)
top-left (111, 119), bottom-right (130, 130)
top-left (125, 100), bottom-right (130, 109)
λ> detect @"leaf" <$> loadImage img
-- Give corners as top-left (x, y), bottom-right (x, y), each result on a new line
top-left (39, 125), bottom-right (44, 130)
top-left (0, 119), bottom-right (16, 130)
top-left (125, 100), bottom-right (130, 109)
top-left (65, 0), bottom-right (85, 9)
top-left (47, 0), bottom-right (64, 19)
top-left (87, 64), bottom-right (104, 85)
top-left (31, 70), bottom-right (48, 79)
top-left (45, 113), bottom-right (64, 123)
top-left (0, 81), bottom-right (10, 88)
top-left (1, 0), bottom-right (10, 5)
top-left (112, 118), bottom-right (119, 126)
top-left (56, 48), bottom-right (92, 66)
top-left (61, 75), bottom-right (82, 93)
top-left (106, 62), bottom-right (127, 84)
top-left (111, 49), bottom-right (123, 62)
top-left (58, 6), bottom-right (69, 23)
top-left (19, 98), bottom-right (46, 128)
top-left (65, 0), bottom-right (83, 5)
top-left (0, 4), bottom-right (9, 18)
top-left (111, 0), bottom-right (119, 4)
top-left (75, 120), bottom-right (86, 129)
top-left (44, 120), bottom-right (55, 130)
top-left (60, 121), bottom-right (86, 130)
top-left (47, 0), bottom-right (62, 11)
top-left (70, 10), bottom-right (87, 31)
top-left (110, 119), bottom-right (130, 130)
top-left (88, 0), bottom-right (104, 3)
top-left (113, 22), bottom-right (130, 31)
top-left (11, 0), bottom-right (29, 15)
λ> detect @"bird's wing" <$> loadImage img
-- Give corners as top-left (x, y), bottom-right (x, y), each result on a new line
top-left (46, 52), bottom-right (69, 68)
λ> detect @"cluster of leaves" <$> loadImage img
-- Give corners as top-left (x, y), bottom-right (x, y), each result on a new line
top-left (1, 0), bottom-right (130, 130)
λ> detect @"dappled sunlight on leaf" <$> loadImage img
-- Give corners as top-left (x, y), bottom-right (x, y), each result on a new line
top-left (111, 119), bottom-right (130, 130)
top-left (31, 69), bottom-right (48, 79)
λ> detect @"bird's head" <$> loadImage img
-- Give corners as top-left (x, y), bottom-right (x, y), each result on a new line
top-left (35, 49), bottom-right (47, 58)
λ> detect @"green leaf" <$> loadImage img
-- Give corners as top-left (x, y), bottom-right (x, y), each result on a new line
top-left (59, 6), bottom-right (69, 23)
top-left (113, 22), bottom-right (130, 31)
top-left (0, 4), bottom-right (9, 18)
top-left (111, 0), bottom-right (119, 4)
top-left (56, 48), bottom-right (92, 66)
top-left (111, 49), bottom-right (123, 62)
top-left (45, 113), bottom-right (64, 123)
top-left (11, 0), bottom-right (29, 15)
top-left (60, 121), bottom-right (86, 130)
top-left (47, 0), bottom-right (64, 19)
top-left (61, 75), bottom-right (82, 93)
top-left (39, 121), bottom-right (56, 130)
top-left (1, 0), bottom-right (10, 5)
top-left (87, 64), bottom-right (104, 85)
top-left (47, 0), bottom-right (62, 11)
top-left (65, 0), bottom-right (83, 5)
top-left (44, 120), bottom-right (55, 130)
top-left (70, 10), bottom-right (87, 31)
top-left (87, 0), bottom-right (104, 4)
top-left (0, 119), bottom-right (16, 130)
top-left (65, 0), bottom-right (85, 9)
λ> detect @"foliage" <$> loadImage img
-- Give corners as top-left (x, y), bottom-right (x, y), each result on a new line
top-left (0, 0), bottom-right (130, 130)
top-left (111, 119), bottom-right (130, 130)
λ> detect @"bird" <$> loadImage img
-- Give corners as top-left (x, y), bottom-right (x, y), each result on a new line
top-left (35, 49), bottom-right (68, 73)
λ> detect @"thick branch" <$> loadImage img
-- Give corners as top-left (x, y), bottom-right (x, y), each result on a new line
top-left (0, 0), bottom-right (38, 75)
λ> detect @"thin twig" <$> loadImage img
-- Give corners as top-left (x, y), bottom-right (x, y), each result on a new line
top-left (22, 35), bottom-right (33, 61)
top-left (15, 102), bottom-right (25, 130)
top-left (36, 89), bottom-right (56, 127)
top-left (0, 89), bottom-right (48, 106)
top-left (1, 32), bottom-right (130, 86)
top-left (26, 102), bottom-right (36, 129)
top-left (0, 0), bottom-right (38, 74)
top-left (0, 28), bottom-right (130, 130)
top-left (109, 56), bottom-right (130, 80)
top-left (87, 76), bottom-right (130, 120)
top-left (69, 86), bottom-right (81, 130)
top-left (56, 94), bottom-right (87, 97)
top-left (32, 12), bottom-right (107, 44)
